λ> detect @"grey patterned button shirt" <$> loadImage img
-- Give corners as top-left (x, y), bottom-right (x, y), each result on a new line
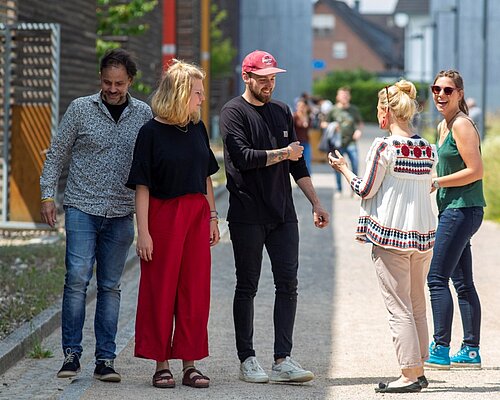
top-left (40, 92), bottom-right (153, 217)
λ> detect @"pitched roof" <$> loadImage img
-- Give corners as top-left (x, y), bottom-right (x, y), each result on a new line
top-left (317, 0), bottom-right (400, 68)
top-left (394, 0), bottom-right (429, 15)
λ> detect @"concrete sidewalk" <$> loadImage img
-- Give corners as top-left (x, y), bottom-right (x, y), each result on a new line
top-left (1, 124), bottom-right (500, 399)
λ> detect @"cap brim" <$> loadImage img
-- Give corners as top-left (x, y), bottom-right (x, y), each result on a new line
top-left (250, 67), bottom-right (287, 76)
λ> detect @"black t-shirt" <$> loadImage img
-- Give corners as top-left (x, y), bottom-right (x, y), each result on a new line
top-left (219, 96), bottom-right (309, 224)
top-left (126, 119), bottom-right (219, 199)
top-left (103, 99), bottom-right (129, 122)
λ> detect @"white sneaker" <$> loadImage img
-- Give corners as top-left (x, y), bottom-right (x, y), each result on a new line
top-left (270, 356), bottom-right (314, 383)
top-left (239, 356), bottom-right (269, 383)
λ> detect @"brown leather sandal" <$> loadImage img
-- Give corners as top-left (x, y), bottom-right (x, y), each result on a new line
top-left (152, 368), bottom-right (175, 388)
top-left (182, 367), bottom-right (210, 388)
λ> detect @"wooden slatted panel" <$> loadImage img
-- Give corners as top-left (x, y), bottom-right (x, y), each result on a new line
top-left (17, 0), bottom-right (97, 117)
top-left (9, 104), bottom-right (50, 222)
top-left (12, 30), bottom-right (53, 104)
top-left (177, 0), bottom-right (200, 64)
top-left (0, 0), bottom-right (16, 24)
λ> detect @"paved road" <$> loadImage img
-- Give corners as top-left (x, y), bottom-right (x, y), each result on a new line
top-left (1, 124), bottom-right (500, 399)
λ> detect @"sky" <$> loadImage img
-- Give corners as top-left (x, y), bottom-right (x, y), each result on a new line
top-left (344, 0), bottom-right (398, 14)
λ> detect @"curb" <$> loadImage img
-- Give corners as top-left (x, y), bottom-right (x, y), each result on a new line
top-left (0, 248), bottom-right (137, 376)
top-left (0, 185), bottom-right (227, 377)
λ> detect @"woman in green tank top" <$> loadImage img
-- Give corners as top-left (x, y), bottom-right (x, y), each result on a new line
top-left (426, 70), bottom-right (485, 371)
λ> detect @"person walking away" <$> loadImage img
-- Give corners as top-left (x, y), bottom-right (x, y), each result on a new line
top-left (293, 99), bottom-right (312, 172)
top-left (40, 48), bottom-right (153, 382)
top-left (329, 80), bottom-right (436, 393)
top-left (425, 70), bottom-right (486, 370)
top-left (126, 60), bottom-right (219, 389)
top-left (325, 87), bottom-right (363, 197)
top-left (220, 49), bottom-right (329, 385)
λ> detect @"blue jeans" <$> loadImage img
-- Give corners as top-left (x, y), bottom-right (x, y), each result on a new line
top-left (427, 207), bottom-right (483, 347)
top-left (334, 142), bottom-right (359, 192)
top-left (62, 206), bottom-right (134, 360)
top-left (229, 222), bottom-right (299, 362)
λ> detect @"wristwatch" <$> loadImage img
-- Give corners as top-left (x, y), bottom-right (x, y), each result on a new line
top-left (432, 178), bottom-right (440, 189)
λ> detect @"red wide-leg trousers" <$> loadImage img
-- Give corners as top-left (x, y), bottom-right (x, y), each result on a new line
top-left (134, 193), bottom-right (211, 361)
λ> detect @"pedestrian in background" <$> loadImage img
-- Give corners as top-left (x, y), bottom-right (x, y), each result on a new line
top-left (324, 87), bottom-right (363, 197)
top-left (126, 60), bottom-right (219, 389)
top-left (426, 70), bottom-right (486, 370)
top-left (329, 80), bottom-right (436, 393)
top-left (40, 48), bottom-right (153, 382)
top-left (293, 98), bottom-right (312, 172)
top-left (466, 97), bottom-right (483, 140)
top-left (220, 50), bottom-right (329, 384)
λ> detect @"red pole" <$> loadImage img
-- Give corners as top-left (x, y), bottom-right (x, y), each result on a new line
top-left (162, 0), bottom-right (176, 69)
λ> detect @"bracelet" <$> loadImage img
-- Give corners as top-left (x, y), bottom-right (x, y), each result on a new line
top-left (41, 197), bottom-right (54, 203)
top-left (210, 210), bottom-right (218, 215)
top-left (210, 217), bottom-right (219, 223)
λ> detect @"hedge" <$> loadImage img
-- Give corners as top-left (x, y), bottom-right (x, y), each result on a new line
top-left (313, 69), bottom-right (429, 123)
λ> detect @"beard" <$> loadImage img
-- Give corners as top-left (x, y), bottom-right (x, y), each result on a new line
top-left (249, 84), bottom-right (272, 104)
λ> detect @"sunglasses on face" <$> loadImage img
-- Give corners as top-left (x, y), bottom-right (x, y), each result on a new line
top-left (430, 85), bottom-right (458, 96)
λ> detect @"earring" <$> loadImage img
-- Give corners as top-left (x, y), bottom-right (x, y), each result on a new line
top-left (380, 110), bottom-right (389, 129)
top-left (380, 115), bottom-right (388, 129)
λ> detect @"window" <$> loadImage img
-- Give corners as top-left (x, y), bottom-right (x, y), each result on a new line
top-left (313, 14), bottom-right (335, 37)
top-left (332, 42), bottom-right (347, 59)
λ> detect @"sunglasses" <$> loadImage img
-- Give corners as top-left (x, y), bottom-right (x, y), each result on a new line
top-left (430, 85), bottom-right (458, 96)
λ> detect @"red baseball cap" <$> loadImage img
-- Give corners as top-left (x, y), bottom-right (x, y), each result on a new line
top-left (241, 50), bottom-right (286, 76)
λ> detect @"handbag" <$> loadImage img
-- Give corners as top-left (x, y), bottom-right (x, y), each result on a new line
top-left (318, 122), bottom-right (340, 153)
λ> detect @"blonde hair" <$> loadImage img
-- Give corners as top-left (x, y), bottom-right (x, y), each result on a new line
top-left (378, 79), bottom-right (419, 123)
top-left (151, 59), bottom-right (205, 126)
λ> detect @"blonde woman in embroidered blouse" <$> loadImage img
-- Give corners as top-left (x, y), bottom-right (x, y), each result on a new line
top-left (329, 80), bottom-right (436, 394)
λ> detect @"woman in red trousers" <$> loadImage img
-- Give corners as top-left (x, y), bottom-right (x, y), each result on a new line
top-left (126, 60), bottom-right (220, 389)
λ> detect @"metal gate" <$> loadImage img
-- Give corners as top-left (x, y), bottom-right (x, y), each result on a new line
top-left (0, 22), bottom-right (60, 228)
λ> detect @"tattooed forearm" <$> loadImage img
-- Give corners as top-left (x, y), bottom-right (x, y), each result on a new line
top-left (266, 147), bottom-right (290, 166)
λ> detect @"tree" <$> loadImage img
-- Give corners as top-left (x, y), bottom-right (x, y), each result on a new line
top-left (96, 0), bottom-right (158, 94)
top-left (210, 4), bottom-right (236, 79)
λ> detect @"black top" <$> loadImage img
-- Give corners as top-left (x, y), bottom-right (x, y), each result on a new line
top-left (219, 96), bottom-right (310, 224)
top-left (126, 119), bottom-right (219, 199)
top-left (103, 99), bottom-right (129, 123)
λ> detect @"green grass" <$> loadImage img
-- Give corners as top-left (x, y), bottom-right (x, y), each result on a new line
top-left (29, 339), bottom-right (54, 359)
top-left (483, 115), bottom-right (500, 222)
top-left (0, 239), bottom-right (66, 339)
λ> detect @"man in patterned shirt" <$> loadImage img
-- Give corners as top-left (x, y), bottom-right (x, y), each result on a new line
top-left (40, 49), bottom-right (152, 382)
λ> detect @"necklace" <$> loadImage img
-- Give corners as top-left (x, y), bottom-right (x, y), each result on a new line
top-left (174, 124), bottom-right (188, 133)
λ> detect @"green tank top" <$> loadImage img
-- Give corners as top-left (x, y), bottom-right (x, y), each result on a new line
top-left (436, 129), bottom-right (486, 212)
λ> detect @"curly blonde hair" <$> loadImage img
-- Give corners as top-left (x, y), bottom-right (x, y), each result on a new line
top-left (378, 79), bottom-right (419, 123)
top-left (151, 59), bottom-right (205, 126)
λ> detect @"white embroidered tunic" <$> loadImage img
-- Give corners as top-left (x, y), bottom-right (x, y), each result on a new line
top-left (350, 135), bottom-right (437, 252)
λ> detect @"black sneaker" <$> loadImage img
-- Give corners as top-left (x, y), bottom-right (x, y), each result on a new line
top-left (57, 351), bottom-right (81, 378)
top-left (93, 359), bottom-right (121, 382)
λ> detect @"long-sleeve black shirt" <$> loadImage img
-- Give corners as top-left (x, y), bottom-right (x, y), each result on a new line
top-left (220, 96), bottom-right (309, 224)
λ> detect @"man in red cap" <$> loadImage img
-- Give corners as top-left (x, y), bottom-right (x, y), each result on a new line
top-left (219, 50), bottom-right (329, 384)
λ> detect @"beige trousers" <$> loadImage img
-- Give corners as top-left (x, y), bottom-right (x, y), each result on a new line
top-left (371, 245), bottom-right (432, 369)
